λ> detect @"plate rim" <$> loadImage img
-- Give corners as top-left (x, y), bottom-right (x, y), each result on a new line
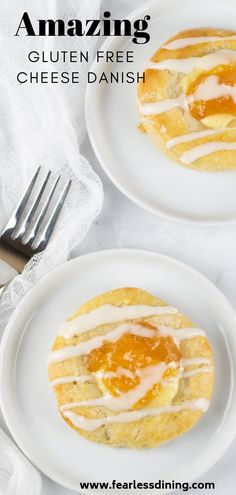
top-left (85, 0), bottom-right (236, 227)
top-left (1, 248), bottom-right (236, 493)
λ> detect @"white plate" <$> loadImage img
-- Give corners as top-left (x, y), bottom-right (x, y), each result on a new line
top-left (86, 0), bottom-right (236, 225)
top-left (0, 249), bottom-right (236, 494)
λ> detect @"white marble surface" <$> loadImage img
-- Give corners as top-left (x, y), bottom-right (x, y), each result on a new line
top-left (2, 0), bottom-right (236, 493)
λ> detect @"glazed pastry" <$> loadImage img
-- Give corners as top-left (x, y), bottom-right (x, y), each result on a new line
top-left (48, 288), bottom-right (214, 448)
top-left (138, 28), bottom-right (236, 171)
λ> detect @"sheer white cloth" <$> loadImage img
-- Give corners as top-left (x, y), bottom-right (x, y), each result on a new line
top-left (0, 0), bottom-right (103, 493)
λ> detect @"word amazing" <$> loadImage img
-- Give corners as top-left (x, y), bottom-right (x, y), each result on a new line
top-left (15, 11), bottom-right (151, 45)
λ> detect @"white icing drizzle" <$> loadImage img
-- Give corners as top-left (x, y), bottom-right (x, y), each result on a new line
top-left (146, 58), bottom-right (199, 73)
top-left (181, 141), bottom-right (236, 164)
top-left (140, 71), bottom-right (236, 118)
top-left (182, 357), bottom-right (211, 367)
top-left (164, 35), bottom-right (236, 51)
top-left (49, 366), bottom-right (136, 388)
top-left (60, 363), bottom-right (170, 412)
top-left (157, 326), bottom-right (206, 341)
top-left (59, 304), bottom-right (178, 339)
top-left (96, 367), bottom-right (135, 379)
top-left (62, 398), bottom-right (210, 431)
top-left (141, 69), bottom-right (236, 163)
top-left (192, 75), bottom-right (236, 104)
top-left (167, 128), bottom-right (236, 149)
top-left (140, 66), bottom-right (236, 118)
top-left (160, 125), bottom-right (167, 133)
top-left (49, 357), bottom-right (212, 389)
top-left (181, 358), bottom-right (213, 378)
top-left (130, 326), bottom-right (156, 338)
top-left (182, 367), bottom-right (213, 378)
top-left (48, 323), bottom-right (155, 364)
top-left (139, 95), bottom-right (186, 115)
top-left (48, 324), bottom-right (206, 365)
top-left (49, 375), bottom-right (93, 388)
top-left (146, 50), bottom-right (236, 74)
top-left (58, 357), bottom-right (213, 412)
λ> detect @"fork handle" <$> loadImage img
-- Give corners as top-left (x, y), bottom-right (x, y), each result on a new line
top-left (0, 244), bottom-right (27, 287)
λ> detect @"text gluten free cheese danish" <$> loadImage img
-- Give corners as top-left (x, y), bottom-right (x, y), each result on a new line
top-left (48, 288), bottom-right (214, 448)
top-left (138, 28), bottom-right (236, 171)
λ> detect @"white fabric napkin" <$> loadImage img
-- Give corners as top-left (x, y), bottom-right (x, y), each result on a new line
top-left (0, 429), bottom-right (42, 495)
top-left (0, 0), bottom-right (103, 493)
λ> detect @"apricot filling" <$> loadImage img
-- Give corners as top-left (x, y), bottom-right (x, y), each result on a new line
top-left (186, 64), bottom-right (236, 121)
top-left (85, 326), bottom-right (182, 408)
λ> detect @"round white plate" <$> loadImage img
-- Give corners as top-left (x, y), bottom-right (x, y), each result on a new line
top-left (86, 0), bottom-right (236, 225)
top-left (0, 249), bottom-right (236, 494)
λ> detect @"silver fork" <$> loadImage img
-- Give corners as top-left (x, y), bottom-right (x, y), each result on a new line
top-left (0, 167), bottom-right (71, 287)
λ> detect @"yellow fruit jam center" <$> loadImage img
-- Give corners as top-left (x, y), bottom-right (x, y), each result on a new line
top-left (85, 323), bottom-right (182, 409)
top-left (187, 64), bottom-right (236, 121)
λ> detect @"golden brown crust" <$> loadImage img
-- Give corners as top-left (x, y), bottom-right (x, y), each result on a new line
top-left (138, 28), bottom-right (236, 171)
top-left (49, 288), bottom-right (214, 448)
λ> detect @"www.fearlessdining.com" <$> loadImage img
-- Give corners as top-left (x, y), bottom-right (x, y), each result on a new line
top-left (79, 480), bottom-right (215, 491)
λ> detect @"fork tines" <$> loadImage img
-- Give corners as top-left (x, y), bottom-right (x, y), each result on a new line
top-left (1, 167), bottom-right (71, 257)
